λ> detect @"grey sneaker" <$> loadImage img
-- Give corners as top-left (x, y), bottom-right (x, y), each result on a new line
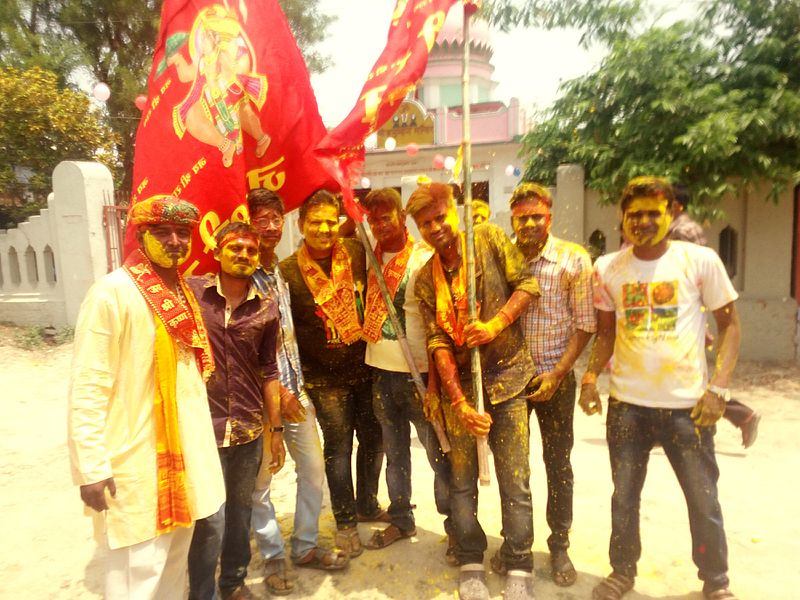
top-left (458, 564), bottom-right (489, 600)
top-left (504, 570), bottom-right (535, 600)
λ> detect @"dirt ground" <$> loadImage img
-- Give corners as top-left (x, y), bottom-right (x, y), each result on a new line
top-left (2, 325), bottom-right (798, 599)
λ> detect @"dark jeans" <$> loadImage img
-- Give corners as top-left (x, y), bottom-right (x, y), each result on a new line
top-left (306, 377), bottom-right (384, 529)
top-left (606, 399), bottom-right (729, 592)
top-left (372, 368), bottom-right (452, 533)
top-left (188, 437), bottom-right (262, 599)
top-left (443, 393), bottom-right (533, 571)
top-left (528, 371), bottom-right (575, 552)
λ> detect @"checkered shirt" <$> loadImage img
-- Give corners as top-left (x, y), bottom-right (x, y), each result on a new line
top-left (520, 235), bottom-right (597, 374)
top-left (252, 259), bottom-right (309, 404)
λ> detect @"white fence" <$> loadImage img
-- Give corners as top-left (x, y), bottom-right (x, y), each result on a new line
top-left (0, 161), bottom-right (113, 327)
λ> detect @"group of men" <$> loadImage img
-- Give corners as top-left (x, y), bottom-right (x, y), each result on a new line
top-left (68, 174), bottom-right (741, 600)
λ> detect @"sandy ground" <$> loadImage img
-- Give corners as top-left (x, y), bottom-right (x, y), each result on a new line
top-left (2, 327), bottom-right (799, 599)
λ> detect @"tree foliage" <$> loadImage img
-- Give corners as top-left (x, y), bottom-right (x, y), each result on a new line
top-left (0, 66), bottom-right (117, 211)
top-left (510, 0), bottom-right (800, 210)
top-left (481, 0), bottom-right (642, 46)
top-left (1, 0), bottom-right (335, 194)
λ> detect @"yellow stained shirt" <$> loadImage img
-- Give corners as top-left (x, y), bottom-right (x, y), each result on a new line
top-left (68, 269), bottom-right (225, 549)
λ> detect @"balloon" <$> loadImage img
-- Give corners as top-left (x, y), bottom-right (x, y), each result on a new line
top-left (134, 95), bottom-right (148, 111)
top-left (93, 82), bottom-right (111, 102)
top-left (505, 164), bottom-right (515, 177)
top-left (406, 143), bottom-right (419, 156)
top-left (384, 136), bottom-right (397, 151)
top-left (444, 156), bottom-right (456, 171)
top-left (513, 167), bottom-right (522, 177)
top-left (360, 177), bottom-right (371, 189)
top-left (433, 154), bottom-right (445, 169)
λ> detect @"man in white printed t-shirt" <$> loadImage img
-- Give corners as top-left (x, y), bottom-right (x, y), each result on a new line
top-left (360, 187), bottom-right (453, 553)
top-left (579, 177), bottom-right (742, 600)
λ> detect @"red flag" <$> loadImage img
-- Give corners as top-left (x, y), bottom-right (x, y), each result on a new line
top-left (126, 0), bottom-right (337, 275)
top-left (315, 0), bottom-right (459, 221)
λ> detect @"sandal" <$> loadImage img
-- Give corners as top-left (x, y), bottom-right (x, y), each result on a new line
top-left (504, 570), bottom-right (534, 600)
top-left (592, 572), bottom-right (635, 600)
top-left (364, 524), bottom-right (415, 550)
top-left (551, 550), bottom-right (577, 587)
top-left (294, 546), bottom-right (348, 571)
top-left (263, 558), bottom-right (294, 596)
top-left (334, 526), bottom-right (363, 558)
top-left (704, 588), bottom-right (739, 600)
top-left (458, 564), bottom-right (489, 600)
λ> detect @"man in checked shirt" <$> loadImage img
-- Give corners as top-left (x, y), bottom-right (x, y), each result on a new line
top-left (509, 182), bottom-right (597, 588)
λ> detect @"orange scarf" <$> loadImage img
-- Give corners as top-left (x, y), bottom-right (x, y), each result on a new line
top-left (124, 249), bottom-right (214, 533)
top-left (297, 240), bottom-right (363, 345)
top-left (362, 234), bottom-right (414, 343)
top-left (432, 235), bottom-right (470, 347)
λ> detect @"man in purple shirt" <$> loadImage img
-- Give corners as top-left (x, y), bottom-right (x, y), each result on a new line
top-left (186, 222), bottom-right (285, 600)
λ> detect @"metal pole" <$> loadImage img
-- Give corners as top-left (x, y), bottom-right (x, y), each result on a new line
top-left (355, 222), bottom-right (450, 453)
top-left (461, 7), bottom-right (491, 486)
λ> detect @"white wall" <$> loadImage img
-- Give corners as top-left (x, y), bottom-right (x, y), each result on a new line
top-left (0, 161), bottom-right (112, 327)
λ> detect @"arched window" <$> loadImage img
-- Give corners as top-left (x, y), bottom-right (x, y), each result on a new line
top-left (588, 229), bottom-right (607, 263)
top-left (43, 245), bottom-right (57, 284)
top-left (8, 247), bottom-right (21, 285)
top-left (25, 245), bottom-right (39, 284)
top-left (719, 226), bottom-right (738, 278)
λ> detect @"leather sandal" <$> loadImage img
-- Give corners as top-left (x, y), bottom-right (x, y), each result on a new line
top-left (704, 588), bottom-right (739, 600)
top-left (356, 508), bottom-right (391, 523)
top-left (334, 526), bottom-right (363, 558)
top-left (551, 550), bottom-right (577, 586)
top-left (592, 572), bottom-right (634, 600)
top-left (294, 546), bottom-right (348, 571)
top-left (364, 524), bottom-right (415, 550)
top-left (263, 558), bottom-right (294, 596)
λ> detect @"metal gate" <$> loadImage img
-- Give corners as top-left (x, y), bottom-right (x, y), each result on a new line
top-left (102, 190), bottom-right (129, 273)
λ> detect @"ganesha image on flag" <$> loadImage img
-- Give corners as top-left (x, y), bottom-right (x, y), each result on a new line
top-left (162, 4), bottom-right (270, 167)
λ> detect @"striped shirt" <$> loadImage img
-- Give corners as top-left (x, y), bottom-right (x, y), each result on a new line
top-left (520, 235), bottom-right (597, 374)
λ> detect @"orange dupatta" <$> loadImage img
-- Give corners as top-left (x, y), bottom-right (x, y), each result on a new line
top-left (297, 240), bottom-right (363, 345)
top-left (362, 234), bottom-right (414, 343)
top-left (123, 249), bottom-right (214, 533)
top-left (431, 235), bottom-right (471, 347)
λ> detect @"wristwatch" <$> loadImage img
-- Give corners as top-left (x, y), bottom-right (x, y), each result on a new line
top-left (707, 385), bottom-right (731, 402)
top-left (269, 425), bottom-right (285, 433)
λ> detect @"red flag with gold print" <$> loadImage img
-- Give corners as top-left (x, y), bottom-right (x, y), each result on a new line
top-left (126, 0), bottom-right (336, 275)
top-left (315, 0), bottom-right (459, 219)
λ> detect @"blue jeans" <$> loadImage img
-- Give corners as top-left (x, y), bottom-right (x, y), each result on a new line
top-left (372, 369), bottom-right (452, 533)
top-left (306, 377), bottom-right (384, 529)
top-left (443, 393), bottom-right (533, 571)
top-left (606, 399), bottom-right (729, 592)
top-left (251, 393), bottom-right (325, 561)
top-left (528, 371), bottom-right (576, 552)
top-left (188, 437), bottom-right (262, 599)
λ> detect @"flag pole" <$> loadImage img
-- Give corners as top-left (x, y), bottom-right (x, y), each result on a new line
top-left (461, 3), bottom-right (491, 486)
top-left (356, 222), bottom-right (451, 453)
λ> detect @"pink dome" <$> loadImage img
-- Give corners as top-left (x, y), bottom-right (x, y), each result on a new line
top-left (437, 7), bottom-right (492, 52)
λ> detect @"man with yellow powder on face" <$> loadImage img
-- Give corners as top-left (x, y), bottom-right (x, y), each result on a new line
top-left (186, 222), bottom-right (284, 600)
top-left (579, 177), bottom-right (741, 600)
top-left (68, 196), bottom-right (225, 599)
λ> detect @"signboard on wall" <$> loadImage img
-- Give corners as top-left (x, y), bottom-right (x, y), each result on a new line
top-left (376, 99), bottom-right (435, 146)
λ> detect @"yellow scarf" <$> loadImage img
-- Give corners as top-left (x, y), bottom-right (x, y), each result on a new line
top-left (362, 234), bottom-right (414, 343)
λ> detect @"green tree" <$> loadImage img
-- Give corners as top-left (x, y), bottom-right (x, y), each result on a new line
top-left (502, 0), bottom-right (800, 211)
top-left (481, 0), bottom-right (642, 45)
top-left (0, 66), bottom-right (117, 225)
top-left (1, 1), bottom-right (335, 194)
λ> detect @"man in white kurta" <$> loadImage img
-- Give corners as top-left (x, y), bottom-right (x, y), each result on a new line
top-left (68, 196), bottom-right (225, 599)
